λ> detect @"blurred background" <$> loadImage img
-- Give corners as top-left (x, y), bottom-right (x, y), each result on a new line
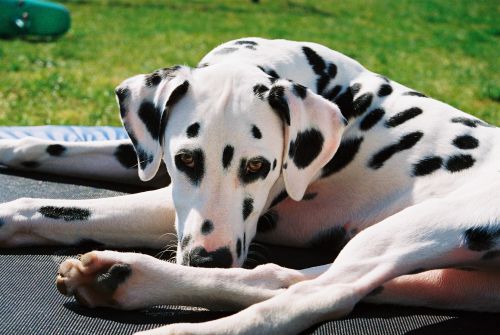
top-left (0, 0), bottom-right (498, 126)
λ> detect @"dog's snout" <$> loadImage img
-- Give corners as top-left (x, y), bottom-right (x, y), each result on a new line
top-left (184, 246), bottom-right (233, 268)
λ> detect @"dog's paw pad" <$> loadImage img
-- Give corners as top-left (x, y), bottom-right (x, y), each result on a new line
top-left (56, 251), bottom-right (132, 308)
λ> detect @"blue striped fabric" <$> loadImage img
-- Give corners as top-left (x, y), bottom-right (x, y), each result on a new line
top-left (0, 126), bottom-right (129, 142)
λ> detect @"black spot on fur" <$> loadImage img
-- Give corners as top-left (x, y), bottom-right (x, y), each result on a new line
top-left (413, 156), bottom-right (443, 176)
top-left (350, 83), bottom-right (362, 96)
top-left (333, 87), bottom-right (355, 119)
top-left (464, 225), bottom-right (500, 251)
top-left (302, 46), bottom-right (326, 75)
top-left (482, 250), bottom-right (500, 260)
top-left (181, 234), bottom-right (192, 250)
top-left (253, 84), bottom-right (269, 100)
top-left (201, 220), bottom-right (214, 235)
top-left (359, 108), bottom-right (385, 131)
top-left (322, 137), bottom-right (364, 177)
top-left (238, 157), bottom-right (271, 184)
top-left (138, 101), bottom-right (160, 140)
top-left (242, 198), bottom-right (254, 221)
top-left (257, 66), bottom-right (280, 79)
top-left (46, 144), bottom-right (66, 156)
top-left (236, 238), bottom-right (242, 258)
top-left (222, 145), bottom-right (234, 169)
top-left (292, 83), bottom-right (307, 99)
top-left (214, 47), bottom-right (238, 55)
top-left (272, 159), bottom-right (277, 170)
top-left (327, 63), bottom-right (337, 78)
top-left (378, 84), bottom-right (393, 97)
top-left (187, 246), bottom-right (233, 268)
top-left (369, 132), bottom-right (424, 169)
top-left (115, 87), bottom-right (130, 118)
top-left (235, 40), bottom-right (258, 46)
top-left (136, 146), bottom-right (154, 170)
top-left (385, 107), bottom-right (423, 127)
top-left (445, 154), bottom-right (475, 173)
top-left (268, 85), bottom-right (290, 125)
top-left (270, 190), bottom-right (288, 208)
top-left (367, 286), bottom-right (384, 297)
top-left (114, 144), bottom-right (137, 169)
top-left (352, 93), bottom-right (373, 117)
top-left (403, 91), bottom-right (427, 98)
top-left (303, 192), bottom-right (318, 200)
top-left (96, 264), bottom-right (132, 293)
top-left (257, 210), bottom-right (278, 233)
top-left (38, 206), bottom-right (91, 221)
top-left (451, 117), bottom-right (491, 128)
top-left (175, 149), bottom-right (205, 185)
top-left (452, 135), bottom-right (479, 150)
top-left (159, 80), bottom-right (190, 146)
top-left (288, 128), bottom-right (324, 169)
top-left (21, 161), bottom-right (40, 168)
top-left (309, 226), bottom-right (350, 259)
top-left (186, 122), bottom-right (200, 138)
top-left (144, 71), bottom-right (162, 87)
top-left (252, 125), bottom-right (262, 139)
top-left (323, 85), bottom-right (342, 101)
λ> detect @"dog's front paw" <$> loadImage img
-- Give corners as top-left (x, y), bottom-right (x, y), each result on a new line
top-left (56, 250), bottom-right (155, 309)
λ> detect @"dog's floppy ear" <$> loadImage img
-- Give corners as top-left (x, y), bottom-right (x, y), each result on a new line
top-left (115, 66), bottom-right (190, 181)
top-left (267, 80), bottom-right (346, 201)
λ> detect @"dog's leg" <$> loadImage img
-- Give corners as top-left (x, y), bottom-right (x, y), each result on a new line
top-left (56, 249), bottom-right (328, 310)
top-left (0, 138), bottom-right (168, 186)
top-left (0, 187), bottom-right (175, 248)
top-left (138, 179), bottom-right (499, 335)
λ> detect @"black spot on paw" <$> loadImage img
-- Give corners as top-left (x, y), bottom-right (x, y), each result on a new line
top-left (175, 148), bottom-right (205, 185)
top-left (367, 286), bottom-right (384, 296)
top-left (21, 161), bottom-right (40, 168)
top-left (369, 132), bottom-right (423, 170)
top-left (96, 264), bottom-right (132, 293)
top-left (242, 198), bottom-right (254, 221)
top-left (138, 101), bottom-right (161, 141)
top-left (322, 137), bottom-right (364, 177)
top-left (236, 238), bottom-right (242, 258)
top-left (378, 84), bottom-right (393, 97)
top-left (46, 144), bottom-right (66, 156)
top-left (403, 91), bottom-right (427, 98)
top-left (359, 108), bottom-right (385, 131)
top-left (445, 154), bottom-right (475, 173)
top-left (412, 156), bottom-right (443, 176)
top-left (201, 220), bottom-right (214, 235)
top-left (464, 225), bottom-right (500, 251)
top-left (268, 85), bottom-right (290, 125)
top-left (114, 144), bottom-right (137, 169)
top-left (38, 206), bottom-right (91, 221)
top-left (186, 122), bottom-right (200, 138)
top-left (385, 107), bottom-right (423, 127)
top-left (452, 135), bottom-right (479, 150)
top-left (257, 210), bottom-right (278, 233)
top-left (309, 226), bottom-right (349, 259)
top-left (222, 145), bottom-right (234, 169)
top-left (251, 125), bottom-right (262, 139)
top-left (288, 128), bottom-right (324, 169)
top-left (253, 84), bottom-right (269, 100)
top-left (482, 250), bottom-right (500, 260)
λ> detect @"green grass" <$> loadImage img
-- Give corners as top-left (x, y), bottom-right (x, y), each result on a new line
top-left (0, 0), bottom-right (498, 126)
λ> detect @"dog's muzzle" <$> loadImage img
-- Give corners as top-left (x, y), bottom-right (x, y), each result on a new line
top-left (182, 246), bottom-right (233, 268)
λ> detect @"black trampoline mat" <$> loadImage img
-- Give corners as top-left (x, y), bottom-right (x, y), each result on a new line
top-left (0, 167), bottom-right (498, 335)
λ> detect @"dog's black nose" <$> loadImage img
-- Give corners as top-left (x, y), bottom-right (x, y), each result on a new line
top-left (184, 246), bottom-right (233, 268)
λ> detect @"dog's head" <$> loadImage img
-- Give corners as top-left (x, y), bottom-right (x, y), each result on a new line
top-left (115, 63), bottom-right (345, 267)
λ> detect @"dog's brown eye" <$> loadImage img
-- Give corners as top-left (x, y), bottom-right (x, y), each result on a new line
top-left (180, 153), bottom-right (194, 168)
top-left (247, 160), bottom-right (262, 173)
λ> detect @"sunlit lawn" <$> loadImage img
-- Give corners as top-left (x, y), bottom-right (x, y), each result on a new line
top-left (0, 0), bottom-right (498, 126)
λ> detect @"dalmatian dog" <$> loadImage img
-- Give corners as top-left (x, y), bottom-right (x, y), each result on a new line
top-left (0, 38), bottom-right (499, 335)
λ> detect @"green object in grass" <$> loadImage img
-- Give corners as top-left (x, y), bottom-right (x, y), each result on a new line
top-left (0, 0), bottom-right (70, 38)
